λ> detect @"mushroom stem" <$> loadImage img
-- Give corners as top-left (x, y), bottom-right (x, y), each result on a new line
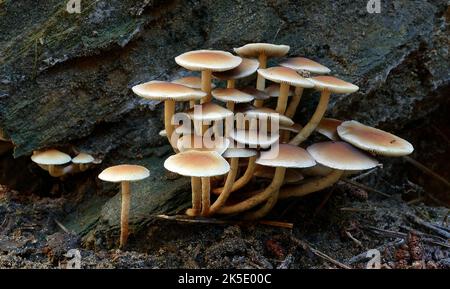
top-left (201, 177), bottom-right (211, 216)
top-left (47, 165), bottom-right (66, 177)
top-left (243, 186), bottom-right (281, 220)
top-left (227, 79), bottom-right (236, 89)
top-left (212, 156), bottom-right (257, 194)
top-left (164, 100), bottom-right (176, 150)
top-left (201, 70), bottom-right (212, 103)
top-left (254, 99), bottom-right (264, 108)
top-left (279, 169), bottom-right (344, 199)
top-left (256, 53), bottom-right (267, 91)
top-left (186, 177), bottom-right (202, 216)
top-left (189, 100), bottom-right (196, 108)
top-left (119, 181), bottom-right (131, 249)
top-left (289, 89), bottom-right (331, 146)
top-left (275, 82), bottom-right (290, 114)
top-left (217, 167), bottom-right (286, 215)
top-left (285, 86), bottom-right (304, 118)
top-left (208, 158), bottom-right (239, 215)
top-left (226, 101), bottom-right (235, 111)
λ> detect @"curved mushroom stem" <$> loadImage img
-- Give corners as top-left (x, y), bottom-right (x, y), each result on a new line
top-left (227, 79), bottom-right (236, 89)
top-left (208, 158), bottom-right (239, 215)
top-left (285, 87), bottom-right (304, 118)
top-left (186, 177), bottom-right (202, 216)
top-left (201, 177), bottom-right (211, 216)
top-left (212, 156), bottom-right (257, 194)
top-left (289, 89), bottom-right (331, 146)
top-left (164, 100), bottom-right (177, 151)
top-left (217, 167), bottom-right (286, 215)
top-left (243, 186), bottom-right (281, 220)
top-left (201, 70), bottom-right (212, 103)
top-left (226, 101), bottom-right (235, 111)
top-left (189, 100), bottom-right (196, 108)
top-left (119, 181), bottom-right (131, 249)
top-left (256, 53), bottom-right (267, 91)
top-left (275, 83), bottom-right (290, 114)
top-left (48, 165), bottom-right (67, 177)
top-left (279, 169), bottom-right (343, 199)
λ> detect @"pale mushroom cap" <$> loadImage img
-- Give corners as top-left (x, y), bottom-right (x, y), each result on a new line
top-left (254, 165), bottom-right (304, 183)
top-left (244, 107), bottom-right (294, 127)
top-left (240, 87), bottom-right (270, 100)
top-left (307, 141), bottom-right (380, 171)
top-left (175, 50), bottom-right (242, 72)
top-left (264, 84), bottom-right (294, 97)
top-left (279, 57), bottom-right (331, 74)
top-left (172, 76), bottom-right (216, 89)
top-left (316, 118), bottom-right (343, 141)
top-left (258, 67), bottom-right (314, 88)
top-left (164, 150), bottom-right (230, 177)
top-left (132, 81), bottom-right (206, 101)
top-left (230, 129), bottom-right (279, 149)
top-left (187, 102), bottom-right (234, 121)
top-left (280, 123), bottom-right (303, 133)
top-left (212, 58), bottom-right (259, 80)
top-left (72, 153), bottom-right (95, 164)
top-left (222, 147), bottom-right (257, 158)
top-left (98, 164), bottom-right (150, 183)
top-left (257, 144), bottom-right (316, 168)
top-left (234, 43), bottom-right (290, 58)
top-left (337, 120), bottom-right (414, 156)
top-left (31, 149), bottom-right (71, 165)
top-left (212, 88), bottom-right (255, 104)
top-left (177, 134), bottom-right (230, 155)
top-left (309, 76), bottom-right (359, 94)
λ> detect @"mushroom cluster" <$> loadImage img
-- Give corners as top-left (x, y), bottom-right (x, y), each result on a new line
top-left (130, 43), bottom-right (414, 220)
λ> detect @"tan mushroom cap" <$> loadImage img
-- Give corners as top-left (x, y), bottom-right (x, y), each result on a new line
top-left (72, 153), bottom-right (94, 164)
top-left (254, 165), bottom-right (304, 183)
top-left (280, 123), bottom-right (303, 133)
top-left (132, 81), bottom-right (206, 101)
top-left (257, 144), bottom-right (316, 168)
top-left (212, 88), bottom-right (254, 104)
top-left (244, 107), bottom-right (294, 127)
top-left (337, 120), bottom-right (414, 156)
top-left (187, 102), bottom-right (234, 121)
top-left (309, 76), bottom-right (359, 94)
top-left (212, 58), bottom-right (259, 80)
top-left (175, 50), bottom-right (242, 72)
top-left (222, 147), bottom-right (257, 158)
top-left (230, 129), bottom-right (279, 149)
top-left (171, 76), bottom-right (216, 89)
top-left (164, 150), bottom-right (230, 177)
top-left (258, 67), bottom-right (314, 88)
top-left (307, 141), bottom-right (380, 171)
top-left (177, 134), bottom-right (230, 155)
top-left (240, 87), bottom-right (270, 100)
top-left (264, 84), bottom-right (294, 97)
top-left (98, 164), bottom-right (150, 183)
top-left (31, 149), bottom-right (71, 165)
top-left (234, 43), bottom-right (290, 58)
top-left (316, 118), bottom-right (343, 141)
top-left (279, 57), bottom-right (331, 74)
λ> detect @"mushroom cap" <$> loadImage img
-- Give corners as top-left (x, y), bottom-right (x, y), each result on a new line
top-left (31, 149), bottom-right (71, 165)
top-left (212, 88), bottom-right (255, 104)
top-left (171, 76), bottom-right (216, 89)
top-left (230, 129), bottom-right (279, 149)
top-left (164, 150), bottom-right (230, 177)
top-left (222, 147), bottom-right (257, 158)
top-left (264, 84), bottom-right (294, 97)
top-left (254, 165), bottom-right (304, 183)
top-left (244, 107), bottom-right (294, 127)
top-left (316, 118), bottom-right (343, 141)
top-left (257, 144), bottom-right (316, 168)
top-left (132, 81), bottom-right (206, 101)
top-left (98, 164), bottom-right (150, 183)
top-left (307, 141), bottom-right (380, 171)
top-left (234, 43), bottom-right (290, 58)
top-left (175, 50), bottom-right (242, 72)
top-left (280, 123), bottom-right (303, 133)
top-left (279, 57), bottom-right (331, 74)
top-left (177, 134), bottom-right (230, 155)
top-left (309, 76), bottom-right (359, 94)
top-left (187, 102), bottom-right (234, 121)
top-left (212, 58), bottom-right (259, 80)
top-left (337, 120), bottom-right (414, 156)
top-left (72, 153), bottom-right (94, 164)
top-left (240, 87), bottom-right (271, 100)
top-left (258, 67), bottom-right (314, 88)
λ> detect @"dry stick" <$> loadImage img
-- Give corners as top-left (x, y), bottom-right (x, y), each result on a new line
top-left (54, 219), bottom-right (71, 234)
top-left (120, 181), bottom-right (130, 249)
top-left (403, 156), bottom-right (450, 188)
top-left (405, 213), bottom-right (450, 239)
top-left (213, 156), bottom-right (257, 194)
top-left (208, 158), bottom-right (239, 215)
top-left (345, 231), bottom-right (363, 248)
top-left (341, 179), bottom-right (391, 198)
top-left (285, 87), bottom-right (304, 118)
top-left (201, 177), bottom-right (210, 216)
top-left (289, 90), bottom-right (331, 145)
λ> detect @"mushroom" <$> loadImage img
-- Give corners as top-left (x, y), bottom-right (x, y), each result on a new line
top-left (240, 87), bottom-right (270, 108)
top-left (175, 50), bottom-right (242, 103)
top-left (316, 118), bottom-right (343, 141)
top-left (234, 43), bottom-right (290, 91)
top-left (279, 57), bottom-right (331, 118)
top-left (31, 149), bottom-right (72, 177)
top-left (98, 164), bottom-right (150, 248)
top-left (254, 165), bottom-right (304, 184)
top-left (217, 144), bottom-right (316, 219)
top-left (186, 102), bottom-right (233, 137)
top-left (172, 76), bottom-right (216, 107)
top-left (164, 150), bottom-right (230, 216)
top-left (212, 58), bottom-right (259, 88)
top-left (132, 81), bottom-right (206, 149)
top-left (279, 141), bottom-right (380, 199)
top-left (258, 67), bottom-right (314, 114)
top-left (72, 152), bottom-right (95, 172)
top-left (289, 76), bottom-right (359, 145)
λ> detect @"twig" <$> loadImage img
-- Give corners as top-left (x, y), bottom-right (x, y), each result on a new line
top-left (341, 179), bottom-right (391, 198)
top-left (350, 168), bottom-right (379, 181)
top-left (345, 231), bottom-right (363, 248)
top-left (340, 207), bottom-right (376, 212)
top-left (259, 220), bottom-right (294, 229)
top-left (405, 214), bottom-right (450, 239)
top-left (403, 156), bottom-right (450, 188)
top-left (54, 219), bottom-right (70, 234)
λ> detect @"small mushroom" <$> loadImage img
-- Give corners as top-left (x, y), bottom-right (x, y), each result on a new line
top-left (172, 76), bottom-right (216, 107)
top-left (212, 88), bottom-right (255, 111)
top-left (316, 118), bottom-right (343, 141)
top-left (98, 164), bottom-right (150, 248)
top-left (72, 152), bottom-right (95, 172)
top-left (212, 58), bottom-right (259, 88)
top-left (31, 149), bottom-right (72, 177)
top-left (240, 87), bottom-right (271, 108)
